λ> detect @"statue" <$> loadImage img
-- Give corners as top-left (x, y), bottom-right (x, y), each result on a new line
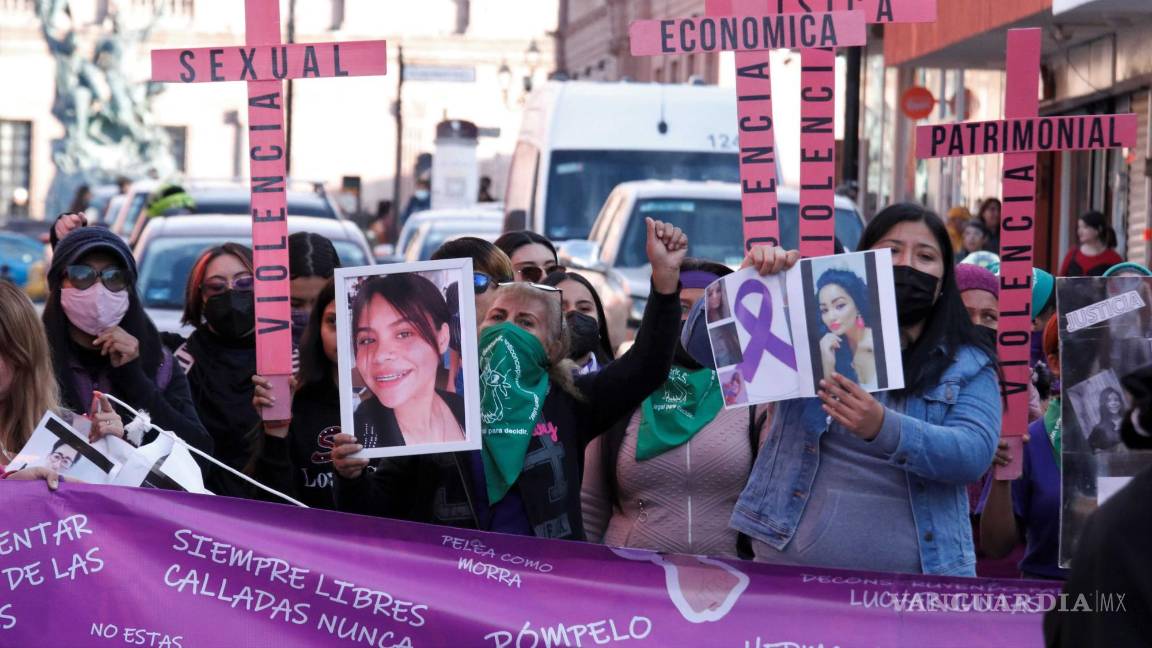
top-left (38, 0), bottom-right (177, 217)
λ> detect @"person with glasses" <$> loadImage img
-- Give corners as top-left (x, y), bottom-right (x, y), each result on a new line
top-left (41, 438), bottom-right (80, 473)
top-left (174, 243), bottom-right (263, 497)
top-left (40, 226), bottom-right (210, 456)
top-left (495, 231), bottom-right (563, 284)
top-left (431, 237), bottom-right (515, 327)
top-left (333, 218), bottom-right (686, 540)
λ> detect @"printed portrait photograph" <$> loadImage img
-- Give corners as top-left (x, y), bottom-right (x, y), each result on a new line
top-left (708, 321), bottom-right (744, 368)
top-left (335, 259), bottom-right (481, 460)
top-left (7, 413), bottom-right (118, 484)
top-left (705, 281), bottom-right (730, 323)
top-left (1067, 369), bottom-right (1128, 453)
top-left (718, 369), bottom-right (748, 407)
top-left (790, 249), bottom-right (904, 395)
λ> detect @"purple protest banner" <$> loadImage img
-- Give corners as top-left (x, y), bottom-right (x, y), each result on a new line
top-left (0, 483), bottom-right (1057, 646)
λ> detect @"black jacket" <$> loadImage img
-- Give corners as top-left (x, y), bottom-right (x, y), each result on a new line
top-left (253, 380), bottom-right (342, 509)
top-left (334, 284), bottom-right (681, 540)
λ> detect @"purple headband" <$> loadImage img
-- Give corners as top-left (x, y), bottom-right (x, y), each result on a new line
top-left (681, 270), bottom-right (721, 290)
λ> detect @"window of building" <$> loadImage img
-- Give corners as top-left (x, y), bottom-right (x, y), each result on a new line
top-left (0, 120), bottom-right (32, 219)
top-left (163, 126), bottom-right (187, 173)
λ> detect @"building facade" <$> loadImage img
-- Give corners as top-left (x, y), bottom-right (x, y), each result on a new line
top-left (874, 0), bottom-right (1152, 270)
top-left (0, 0), bottom-right (557, 220)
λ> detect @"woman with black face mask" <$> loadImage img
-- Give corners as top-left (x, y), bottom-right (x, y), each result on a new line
top-left (582, 258), bottom-right (767, 558)
top-left (175, 243), bottom-right (262, 497)
top-left (542, 271), bottom-right (615, 373)
top-left (731, 204), bottom-right (1000, 577)
top-left (288, 232), bottom-right (341, 348)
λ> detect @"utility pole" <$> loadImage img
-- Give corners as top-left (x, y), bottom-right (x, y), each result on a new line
top-left (842, 46), bottom-right (862, 190)
top-left (285, 0), bottom-right (297, 175)
top-left (392, 46), bottom-right (406, 240)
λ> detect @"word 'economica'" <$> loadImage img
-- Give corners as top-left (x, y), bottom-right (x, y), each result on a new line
top-left (1065, 290), bottom-right (1147, 333)
top-left (918, 115), bottom-right (1137, 158)
top-left (630, 11), bottom-right (866, 55)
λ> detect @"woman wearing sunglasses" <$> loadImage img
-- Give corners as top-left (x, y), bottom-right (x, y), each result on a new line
top-left (333, 218), bottom-right (687, 542)
top-left (494, 231), bottom-right (563, 284)
top-left (41, 227), bottom-right (210, 454)
top-left (432, 237), bottom-right (514, 325)
top-left (175, 243), bottom-right (263, 496)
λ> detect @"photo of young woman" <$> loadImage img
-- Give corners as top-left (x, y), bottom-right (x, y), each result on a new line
top-left (815, 268), bottom-right (877, 388)
top-left (335, 260), bottom-right (481, 459)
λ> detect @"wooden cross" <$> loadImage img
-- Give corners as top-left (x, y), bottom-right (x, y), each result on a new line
top-left (629, 6), bottom-right (866, 252)
top-left (916, 28), bottom-right (1138, 478)
top-left (150, 0), bottom-right (387, 420)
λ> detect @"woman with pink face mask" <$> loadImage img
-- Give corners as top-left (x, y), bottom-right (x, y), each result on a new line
top-left (41, 227), bottom-right (211, 454)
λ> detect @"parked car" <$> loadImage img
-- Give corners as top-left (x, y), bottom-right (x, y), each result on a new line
top-left (563, 180), bottom-right (865, 347)
top-left (135, 214), bottom-right (372, 335)
top-left (504, 81), bottom-right (750, 242)
top-left (391, 205), bottom-right (504, 262)
top-left (0, 231), bottom-right (48, 301)
top-left (111, 180), bottom-right (343, 248)
top-left (402, 213), bottom-right (503, 262)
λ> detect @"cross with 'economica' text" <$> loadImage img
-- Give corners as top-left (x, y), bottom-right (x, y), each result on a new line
top-left (150, 0), bottom-right (388, 419)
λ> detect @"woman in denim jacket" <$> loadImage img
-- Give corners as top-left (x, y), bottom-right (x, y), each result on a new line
top-left (731, 204), bottom-right (1000, 576)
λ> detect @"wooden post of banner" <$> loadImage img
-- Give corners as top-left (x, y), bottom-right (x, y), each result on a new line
top-left (150, 0), bottom-right (388, 420)
top-left (915, 28), bottom-right (1138, 478)
top-left (701, 1), bottom-right (937, 258)
top-left (629, 6), bottom-right (868, 252)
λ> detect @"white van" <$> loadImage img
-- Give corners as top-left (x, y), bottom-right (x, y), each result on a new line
top-left (503, 81), bottom-right (748, 241)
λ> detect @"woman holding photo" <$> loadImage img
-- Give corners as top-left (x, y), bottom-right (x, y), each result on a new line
top-left (816, 268), bottom-right (876, 387)
top-left (351, 273), bottom-right (465, 448)
top-left (731, 203), bottom-right (1000, 576)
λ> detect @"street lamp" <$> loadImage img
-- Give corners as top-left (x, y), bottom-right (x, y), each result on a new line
top-left (525, 40), bottom-right (541, 72)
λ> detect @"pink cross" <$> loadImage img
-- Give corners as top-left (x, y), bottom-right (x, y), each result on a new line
top-left (629, 5), bottom-right (867, 252)
top-left (916, 28), bottom-right (1138, 478)
top-left (150, 0), bottom-right (387, 419)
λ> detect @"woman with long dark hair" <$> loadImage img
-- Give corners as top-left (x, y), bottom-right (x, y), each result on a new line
top-left (252, 280), bottom-right (342, 508)
top-left (1059, 211), bottom-right (1122, 277)
top-left (1089, 387), bottom-right (1125, 452)
top-left (288, 232), bottom-right (341, 346)
top-left (815, 268), bottom-right (876, 387)
top-left (542, 270), bottom-right (615, 372)
top-left (41, 227), bottom-right (210, 453)
top-left (731, 203), bottom-right (1000, 576)
top-left (976, 198), bottom-right (1002, 252)
top-left (351, 273), bottom-right (464, 448)
top-left (494, 230), bottom-right (561, 283)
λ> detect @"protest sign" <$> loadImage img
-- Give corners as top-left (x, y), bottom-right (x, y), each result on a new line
top-left (334, 259), bottom-right (481, 460)
top-left (707, 249), bottom-right (903, 407)
top-left (913, 29), bottom-right (1138, 480)
top-left (7, 412), bottom-right (209, 494)
top-left (1056, 276), bottom-right (1152, 567)
top-left (150, 0), bottom-right (388, 420)
top-left (0, 482), bottom-right (1059, 646)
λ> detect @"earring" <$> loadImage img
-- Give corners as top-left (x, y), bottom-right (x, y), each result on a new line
top-left (855, 315), bottom-right (865, 330)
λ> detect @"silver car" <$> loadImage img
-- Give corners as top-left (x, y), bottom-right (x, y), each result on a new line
top-left (135, 214), bottom-right (372, 335)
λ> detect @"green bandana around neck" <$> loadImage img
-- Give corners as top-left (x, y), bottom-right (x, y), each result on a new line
top-left (479, 322), bottom-right (552, 504)
top-left (1045, 397), bottom-right (1062, 465)
top-left (636, 366), bottom-right (724, 461)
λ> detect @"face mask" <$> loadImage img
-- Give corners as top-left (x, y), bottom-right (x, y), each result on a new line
top-left (415, 190), bottom-right (430, 201)
top-left (203, 290), bottom-right (255, 340)
top-left (565, 311), bottom-right (600, 361)
top-left (61, 285), bottom-right (130, 336)
top-left (680, 298), bottom-right (716, 369)
top-left (893, 266), bottom-right (939, 327)
top-left (291, 309), bottom-right (310, 345)
top-left (974, 325), bottom-right (998, 349)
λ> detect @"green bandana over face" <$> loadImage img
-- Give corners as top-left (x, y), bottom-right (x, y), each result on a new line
top-left (479, 322), bottom-right (551, 504)
top-left (636, 366), bottom-right (724, 461)
top-left (1045, 397), bottom-right (1062, 465)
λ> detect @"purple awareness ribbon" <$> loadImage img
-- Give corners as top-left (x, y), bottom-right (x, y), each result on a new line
top-left (733, 279), bottom-right (797, 381)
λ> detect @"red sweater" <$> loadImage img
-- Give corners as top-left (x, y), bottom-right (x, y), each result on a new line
top-left (1059, 247), bottom-right (1123, 277)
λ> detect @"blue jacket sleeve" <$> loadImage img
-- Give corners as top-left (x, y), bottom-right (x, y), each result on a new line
top-left (871, 357), bottom-right (1000, 484)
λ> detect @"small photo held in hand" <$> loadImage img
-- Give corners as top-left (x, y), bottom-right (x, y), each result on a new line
top-left (334, 259), bottom-right (481, 460)
top-left (789, 248), bottom-right (905, 395)
top-left (7, 412), bottom-right (118, 484)
top-left (705, 281), bottom-right (730, 323)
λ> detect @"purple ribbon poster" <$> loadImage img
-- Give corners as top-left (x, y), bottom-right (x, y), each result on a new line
top-left (0, 482), bottom-right (1055, 647)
